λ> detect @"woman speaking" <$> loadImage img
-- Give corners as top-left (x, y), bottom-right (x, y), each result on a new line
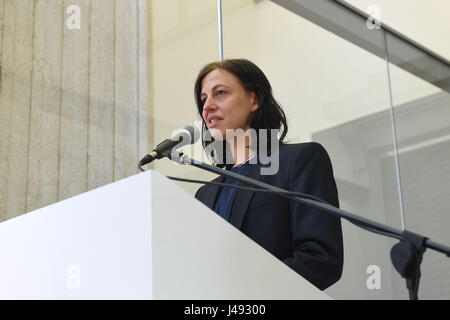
top-left (194, 59), bottom-right (343, 291)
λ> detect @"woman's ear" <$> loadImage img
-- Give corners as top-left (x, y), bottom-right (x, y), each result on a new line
top-left (250, 92), bottom-right (260, 112)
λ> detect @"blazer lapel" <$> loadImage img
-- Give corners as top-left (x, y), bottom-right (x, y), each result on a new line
top-left (201, 175), bottom-right (224, 211)
top-left (229, 163), bottom-right (262, 230)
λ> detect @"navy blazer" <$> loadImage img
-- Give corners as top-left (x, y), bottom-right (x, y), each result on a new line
top-left (195, 142), bottom-right (344, 290)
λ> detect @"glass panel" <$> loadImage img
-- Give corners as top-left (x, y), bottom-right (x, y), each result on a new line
top-left (386, 37), bottom-right (450, 299)
top-left (222, 0), bottom-right (406, 299)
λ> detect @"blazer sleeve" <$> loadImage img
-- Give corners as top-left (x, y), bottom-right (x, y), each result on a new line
top-left (282, 143), bottom-right (344, 290)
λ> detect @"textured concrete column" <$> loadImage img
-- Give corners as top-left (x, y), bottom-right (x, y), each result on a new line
top-left (0, 0), bottom-right (150, 221)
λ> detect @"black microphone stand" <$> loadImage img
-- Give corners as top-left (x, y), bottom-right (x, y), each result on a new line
top-left (162, 153), bottom-right (450, 300)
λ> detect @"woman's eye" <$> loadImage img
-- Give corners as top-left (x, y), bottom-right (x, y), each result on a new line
top-left (217, 90), bottom-right (226, 96)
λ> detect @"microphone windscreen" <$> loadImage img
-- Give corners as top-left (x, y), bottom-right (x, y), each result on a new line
top-left (180, 124), bottom-right (200, 144)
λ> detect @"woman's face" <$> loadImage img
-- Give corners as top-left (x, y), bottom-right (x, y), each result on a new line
top-left (201, 68), bottom-right (259, 140)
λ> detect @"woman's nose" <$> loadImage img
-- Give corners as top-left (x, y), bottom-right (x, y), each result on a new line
top-left (202, 97), bottom-right (217, 112)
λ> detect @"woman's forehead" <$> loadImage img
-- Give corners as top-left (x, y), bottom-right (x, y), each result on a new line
top-left (201, 69), bottom-right (239, 91)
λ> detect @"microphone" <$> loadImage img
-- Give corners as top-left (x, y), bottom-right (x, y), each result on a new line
top-left (139, 124), bottom-right (200, 167)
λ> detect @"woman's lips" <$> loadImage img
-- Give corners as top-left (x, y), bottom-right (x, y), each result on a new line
top-left (208, 118), bottom-right (222, 128)
top-left (206, 114), bottom-right (223, 128)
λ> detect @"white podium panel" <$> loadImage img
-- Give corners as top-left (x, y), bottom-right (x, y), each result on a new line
top-left (0, 174), bottom-right (152, 299)
top-left (0, 170), bottom-right (330, 300)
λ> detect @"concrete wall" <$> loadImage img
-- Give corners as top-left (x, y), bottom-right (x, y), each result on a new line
top-left (0, 0), bottom-right (149, 221)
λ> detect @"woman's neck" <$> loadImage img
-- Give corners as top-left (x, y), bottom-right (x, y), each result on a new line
top-left (229, 131), bottom-right (255, 167)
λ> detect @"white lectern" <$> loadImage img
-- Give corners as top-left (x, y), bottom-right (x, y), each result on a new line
top-left (0, 171), bottom-right (330, 300)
